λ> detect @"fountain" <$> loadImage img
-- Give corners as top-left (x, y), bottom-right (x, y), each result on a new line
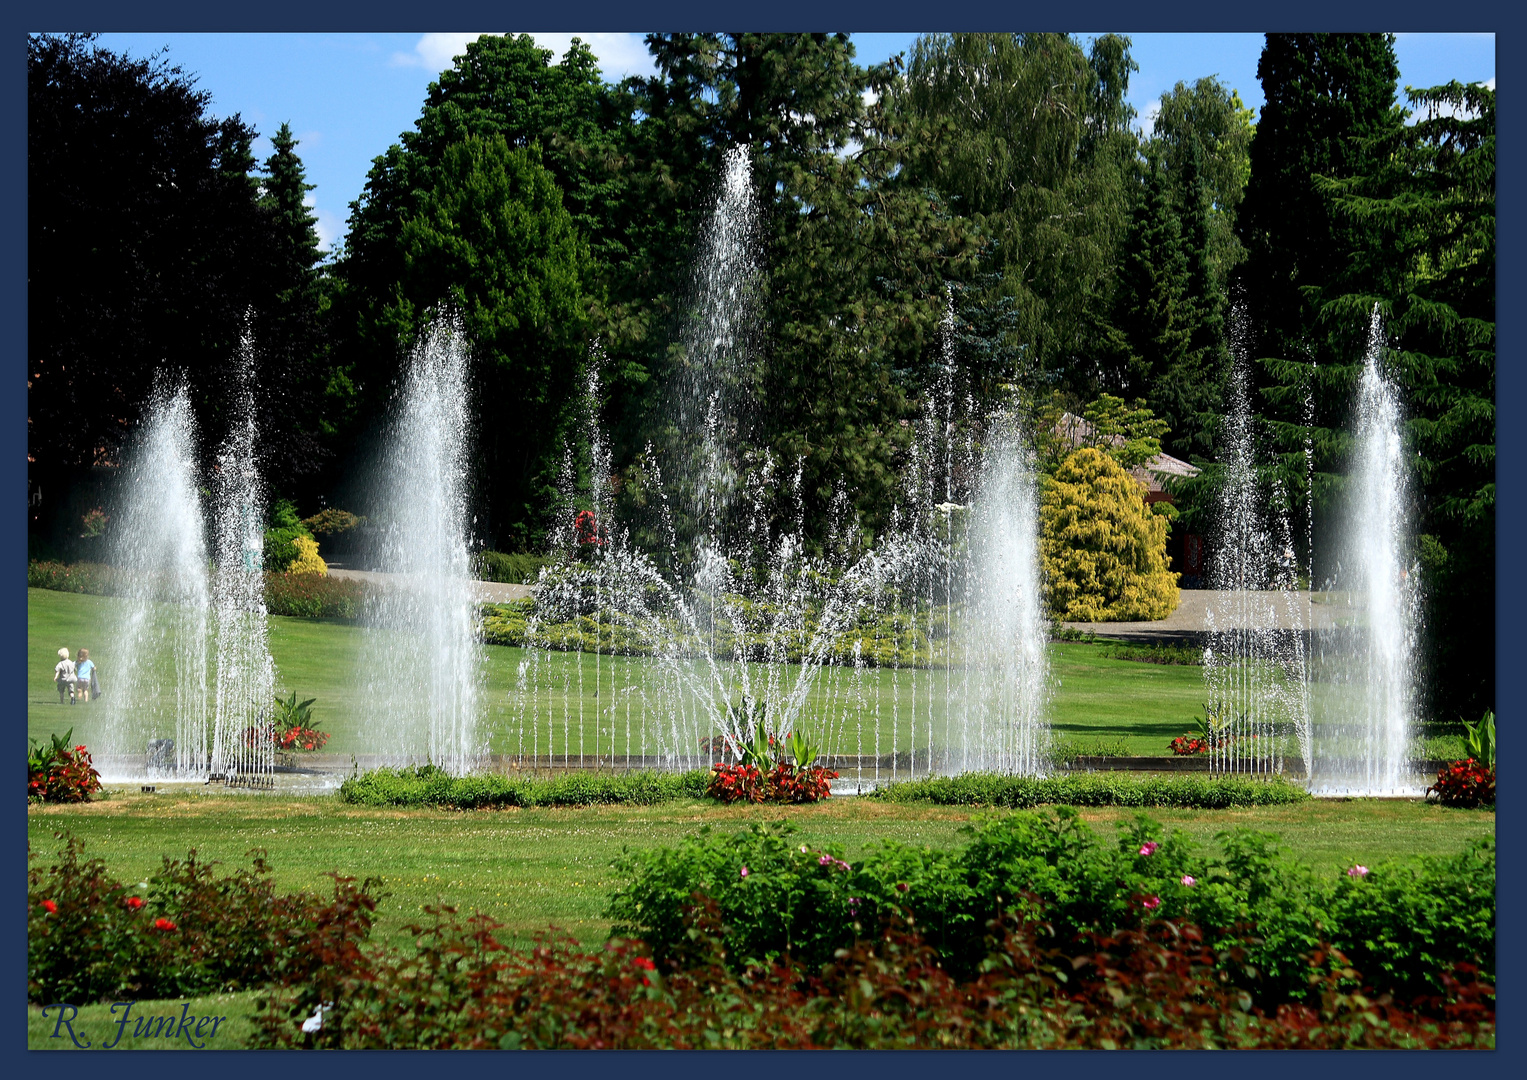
top-left (953, 416), bottom-right (1051, 774)
top-left (208, 330), bottom-right (277, 783)
top-left (362, 312), bottom-right (483, 774)
top-left (97, 380), bottom-right (211, 781)
top-left (1308, 306), bottom-right (1422, 795)
top-left (1200, 309), bottom-right (1312, 776)
top-left (509, 167), bottom-right (1053, 781)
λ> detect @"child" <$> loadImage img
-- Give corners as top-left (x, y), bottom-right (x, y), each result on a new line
top-left (75, 649), bottom-right (95, 703)
top-left (54, 647), bottom-right (76, 705)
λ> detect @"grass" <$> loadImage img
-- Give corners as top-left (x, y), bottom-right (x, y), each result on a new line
top-left (28, 588), bottom-right (1207, 759)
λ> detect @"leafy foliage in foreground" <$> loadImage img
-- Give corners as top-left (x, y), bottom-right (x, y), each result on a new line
top-left (28, 834), bottom-right (380, 1005)
top-left (867, 771), bottom-right (1309, 809)
top-left (251, 892), bottom-right (1493, 1049)
top-left (338, 765), bottom-right (710, 810)
top-left (606, 814), bottom-right (1494, 1008)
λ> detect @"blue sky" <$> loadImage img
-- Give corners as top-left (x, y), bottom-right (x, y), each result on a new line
top-left (92, 32), bottom-right (1496, 258)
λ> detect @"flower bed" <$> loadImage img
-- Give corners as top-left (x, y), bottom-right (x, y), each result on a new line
top-left (1427, 759), bottom-right (1495, 808)
top-left (28, 730), bottom-right (101, 804)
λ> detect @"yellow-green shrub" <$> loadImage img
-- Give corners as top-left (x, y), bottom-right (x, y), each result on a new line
top-left (287, 534), bottom-right (327, 576)
top-left (1040, 447), bottom-right (1178, 621)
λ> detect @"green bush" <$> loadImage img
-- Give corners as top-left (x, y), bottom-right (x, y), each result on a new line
top-left (476, 550), bottom-right (549, 584)
top-left (263, 525), bottom-right (310, 573)
top-left (1319, 839), bottom-right (1495, 1002)
top-left (865, 772), bottom-right (1310, 809)
top-left (606, 811), bottom-right (1495, 1007)
top-left (338, 765), bottom-right (710, 810)
top-left (300, 507), bottom-right (364, 537)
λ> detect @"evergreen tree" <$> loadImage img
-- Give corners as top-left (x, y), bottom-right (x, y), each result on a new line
top-left (332, 35), bottom-right (607, 546)
top-left (389, 137), bottom-right (589, 549)
top-left (255, 121), bottom-right (330, 499)
top-left (1236, 34), bottom-right (1404, 374)
top-left (1308, 81), bottom-right (1495, 718)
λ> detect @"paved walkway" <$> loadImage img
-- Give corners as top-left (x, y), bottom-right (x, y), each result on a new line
top-left (1061, 589), bottom-right (1340, 644)
top-left (326, 567), bottom-right (534, 603)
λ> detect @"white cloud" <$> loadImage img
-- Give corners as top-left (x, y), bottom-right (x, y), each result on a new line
top-left (391, 33), bottom-right (501, 72)
top-left (391, 32), bottom-right (657, 80)
top-left (1481, 76), bottom-right (1496, 90)
top-left (313, 206), bottom-right (345, 254)
top-left (1141, 99), bottom-right (1162, 136)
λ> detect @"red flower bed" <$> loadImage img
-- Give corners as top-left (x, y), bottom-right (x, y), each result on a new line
top-left (705, 762), bottom-right (837, 804)
top-left (28, 732), bottom-right (102, 803)
top-left (278, 726), bottom-right (332, 752)
top-left (1170, 735), bottom-right (1207, 756)
top-left (1427, 759), bottom-right (1495, 808)
top-left (705, 763), bottom-right (767, 804)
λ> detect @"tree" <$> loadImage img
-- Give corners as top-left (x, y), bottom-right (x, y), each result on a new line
top-left (254, 121), bottom-right (331, 500)
top-left (28, 33), bottom-right (283, 547)
top-left (1310, 81), bottom-right (1495, 718)
top-left (607, 35), bottom-right (979, 550)
top-left (1040, 447), bottom-right (1179, 621)
top-left (895, 33), bottom-right (1140, 398)
top-left (1150, 77), bottom-right (1254, 296)
top-left (1236, 34), bottom-right (1404, 377)
top-left (333, 35), bottom-right (606, 546)
top-left (388, 137), bottom-right (589, 548)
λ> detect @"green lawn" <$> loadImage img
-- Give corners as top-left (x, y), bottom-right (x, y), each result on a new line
top-left (29, 587), bottom-right (1205, 760)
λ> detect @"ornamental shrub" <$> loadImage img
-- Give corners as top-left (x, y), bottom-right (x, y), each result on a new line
top-left (1427, 759), bottom-right (1495, 808)
top-left (1040, 447), bottom-right (1179, 621)
top-left (263, 572), bottom-right (367, 618)
top-left (28, 729), bottom-right (102, 803)
top-left (249, 897), bottom-right (1493, 1049)
top-left (338, 765), bottom-right (710, 810)
top-left (476, 550), bottom-right (550, 584)
top-left (865, 772), bottom-right (1310, 809)
top-left (286, 534), bottom-right (327, 576)
top-left (263, 525), bottom-right (309, 573)
top-left (606, 810), bottom-right (1494, 1008)
top-left (27, 834), bottom-right (380, 1004)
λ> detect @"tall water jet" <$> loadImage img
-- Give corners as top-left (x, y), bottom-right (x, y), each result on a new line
top-left (673, 143), bottom-right (763, 545)
top-left (209, 333), bottom-right (276, 781)
top-left (1309, 307), bottom-right (1420, 795)
top-left (955, 416), bottom-right (1051, 774)
top-left (364, 313), bottom-right (482, 774)
top-left (1202, 318), bottom-right (1311, 776)
top-left (97, 381), bottom-right (211, 780)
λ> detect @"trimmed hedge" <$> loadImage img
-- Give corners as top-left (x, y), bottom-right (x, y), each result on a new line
top-left (338, 765), bottom-right (711, 810)
top-left (866, 771), bottom-right (1311, 809)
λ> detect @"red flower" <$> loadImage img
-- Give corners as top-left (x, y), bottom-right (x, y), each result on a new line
top-left (41, 899), bottom-right (58, 914)
top-left (154, 917), bottom-right (177, 931)
top-left (631, 957), bottom-right (655, 971)
top-left (126, 896), bottom-right (144, 910)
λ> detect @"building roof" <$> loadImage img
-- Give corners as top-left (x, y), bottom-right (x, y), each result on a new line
top-left (1053, 412), bottom-right (1200, 495)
